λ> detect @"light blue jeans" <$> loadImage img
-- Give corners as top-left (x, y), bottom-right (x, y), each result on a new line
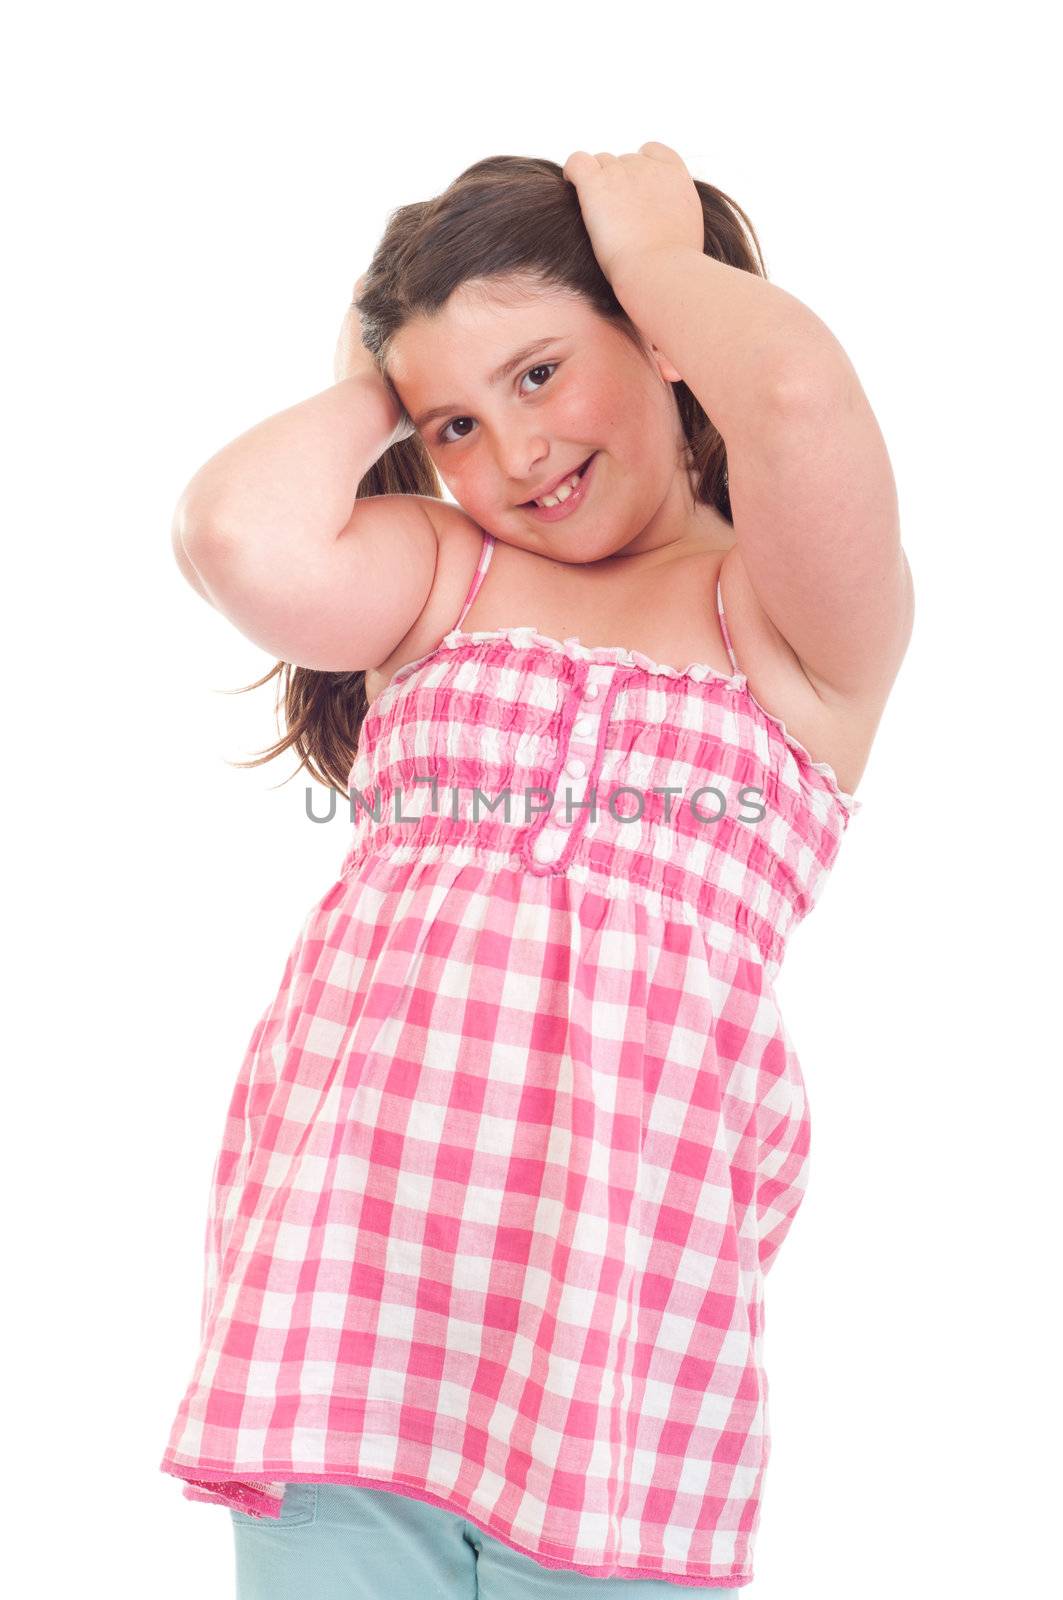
top-left (230, 1481), bottom-right (744, 1597)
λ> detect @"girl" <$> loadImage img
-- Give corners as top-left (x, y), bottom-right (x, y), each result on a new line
top-left (159, 143), bottom-right (912, 1596)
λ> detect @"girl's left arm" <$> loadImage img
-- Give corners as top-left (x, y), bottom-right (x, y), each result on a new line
top-left (608, 242), bottom-right (913, 704)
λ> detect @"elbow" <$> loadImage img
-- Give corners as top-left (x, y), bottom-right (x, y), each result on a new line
top-left (766, 321), bottom-right (861, 416)
top-left (171, 511), bottom-right (223, 603)
top-left (768, 364), bottom-right (849, 418)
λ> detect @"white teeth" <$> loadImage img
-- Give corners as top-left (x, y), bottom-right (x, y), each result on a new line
top-left (536, 469), bottom-right (583, 508)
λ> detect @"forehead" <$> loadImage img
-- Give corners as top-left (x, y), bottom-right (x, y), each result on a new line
top-left (386, 280), bottom-right (597, 385)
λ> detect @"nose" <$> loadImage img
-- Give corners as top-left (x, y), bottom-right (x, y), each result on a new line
top-left (495, 431), bottom-right (549, 500)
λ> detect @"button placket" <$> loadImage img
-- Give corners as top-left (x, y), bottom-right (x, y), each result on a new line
top-left (528, 664), bottom-right (615, 871)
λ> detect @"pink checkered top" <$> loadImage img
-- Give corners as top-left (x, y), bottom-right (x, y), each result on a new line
top-left (159, 528), bottom-right (861, 1588)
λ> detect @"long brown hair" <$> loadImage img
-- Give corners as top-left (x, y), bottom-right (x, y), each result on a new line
top-left (228, 155), bottom-right (767, 794)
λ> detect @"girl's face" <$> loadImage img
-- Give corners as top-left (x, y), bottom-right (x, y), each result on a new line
top-left (384, 278), bottom-right (696, 563)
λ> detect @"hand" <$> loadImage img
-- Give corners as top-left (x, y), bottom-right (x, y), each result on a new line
top-left (562, 142), bottom-right (704, 286)
top-left (333, 273), bottom-right (381, 385)
top-left (333, 273), bottom-right (417, 443)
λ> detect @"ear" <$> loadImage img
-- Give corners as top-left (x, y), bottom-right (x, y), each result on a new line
top-left (650, 344), bottom-right (683, 384)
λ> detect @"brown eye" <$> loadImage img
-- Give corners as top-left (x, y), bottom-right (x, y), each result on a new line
top-left (521, 363), bottom-right (556, 390)
top-left (437, 362), bottom-right (558, 446)
top-left (437, 417), bottom-right (475, 444)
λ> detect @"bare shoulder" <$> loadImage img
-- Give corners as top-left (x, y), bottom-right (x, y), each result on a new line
top-left (364, 498), bottom-right (487, 703)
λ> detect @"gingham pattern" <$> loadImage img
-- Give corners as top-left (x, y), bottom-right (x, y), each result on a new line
top-left (159, 530), bottom-right (860, 1587)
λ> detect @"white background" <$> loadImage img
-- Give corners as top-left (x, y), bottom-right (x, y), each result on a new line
top-left (6, 2), bottom-right (1059, 1595)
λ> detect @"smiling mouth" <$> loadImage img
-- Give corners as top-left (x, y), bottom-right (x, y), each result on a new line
top-left (519, 454), bottom-right (595, 508)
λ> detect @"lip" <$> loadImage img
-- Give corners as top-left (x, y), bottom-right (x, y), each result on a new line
top-left (521, 453), bottom-right (597, 522)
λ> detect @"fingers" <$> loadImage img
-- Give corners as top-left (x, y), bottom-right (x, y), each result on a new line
top-left (564, 143), bottom-right (685, 181)
top-left (562, 149), bottom-right (596, 182)
top-left (639, 140), bottom-right (683, 163)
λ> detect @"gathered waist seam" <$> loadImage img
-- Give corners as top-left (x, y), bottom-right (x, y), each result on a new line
top-left (339, 838), bottom-right (786, 973)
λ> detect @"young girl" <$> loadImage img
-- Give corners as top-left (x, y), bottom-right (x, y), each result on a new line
top-left (159, 143), bottom-right (912, 1595)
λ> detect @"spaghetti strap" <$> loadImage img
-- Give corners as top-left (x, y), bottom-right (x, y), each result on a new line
top-left (715, 570), bottom-right (741, 675)
top-left (456, 529), bottom-right (495, 629)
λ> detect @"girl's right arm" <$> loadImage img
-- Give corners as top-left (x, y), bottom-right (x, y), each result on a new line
top-left (172, 323), bottom-right (442, 673)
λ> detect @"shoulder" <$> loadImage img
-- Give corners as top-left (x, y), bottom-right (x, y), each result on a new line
top-left (364, 497), bottom-right (489, 698)
top-left (420, 495), bottom-right (489, 570)
top-left (416, 496), bottom-right (493, 628)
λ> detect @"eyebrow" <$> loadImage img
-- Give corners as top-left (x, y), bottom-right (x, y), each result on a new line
top-left (411, 336), bottom-right (565, 431)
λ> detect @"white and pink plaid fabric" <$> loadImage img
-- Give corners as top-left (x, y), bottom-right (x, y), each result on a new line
top-left (160, 529), bottom-right (860, 1587)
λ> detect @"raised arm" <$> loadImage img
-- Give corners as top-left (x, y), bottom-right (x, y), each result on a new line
top-left (559, 142), bottom-right (912, 707)
top-left (170, 299), bottom-right (444, 673)
top-left (608, 242), bottom-right (912, 704)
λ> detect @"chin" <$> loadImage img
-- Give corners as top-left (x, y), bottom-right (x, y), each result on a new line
top-left (544, 534), bottom-right (618, 566)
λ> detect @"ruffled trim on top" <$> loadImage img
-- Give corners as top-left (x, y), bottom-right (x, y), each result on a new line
top-left (447, 625), bottom-right (746, 687)
top-left (367, 625), bottom-right (864, 822)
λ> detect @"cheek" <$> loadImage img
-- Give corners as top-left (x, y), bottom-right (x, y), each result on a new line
top-left (554, 386), bottom-right (612, 439)
top-left (439, 459), bottom-right (490, 512)
top-left (448, 458), bottom-right (481, 492)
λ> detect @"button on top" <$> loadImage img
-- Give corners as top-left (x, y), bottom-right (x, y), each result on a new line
top-left (530, 673), bottom-right (607, 866)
